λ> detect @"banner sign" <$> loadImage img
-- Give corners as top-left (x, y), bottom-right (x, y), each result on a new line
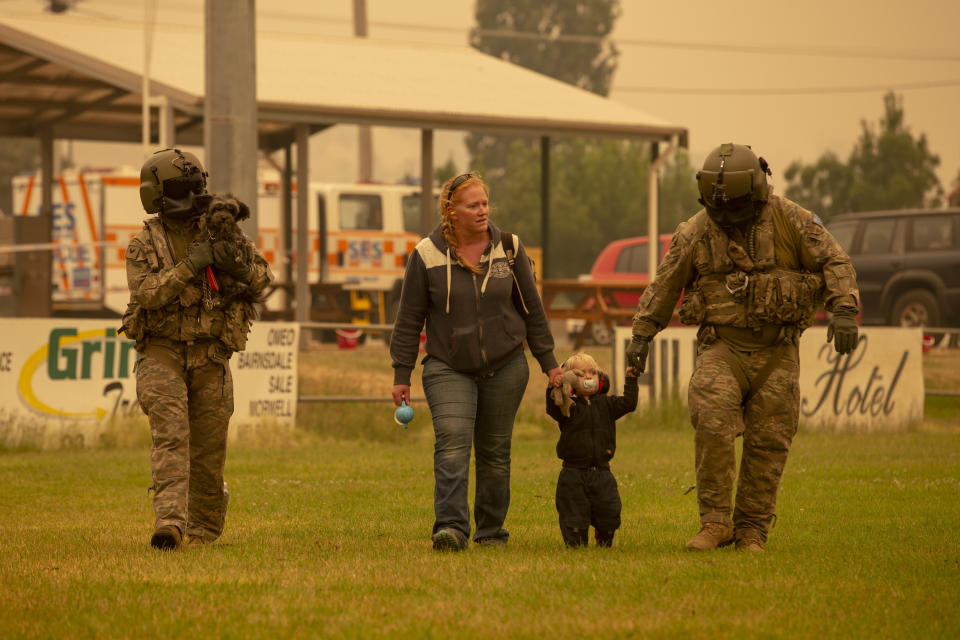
top-left (613, 326), bottom-right (924, 431)
top-left (0, 319), bottom-right (298, 449)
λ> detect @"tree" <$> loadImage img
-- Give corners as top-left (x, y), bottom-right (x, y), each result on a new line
top-left (470, 0), bottom-right (621, 96)
top-left (948, 170), bottom-right (960, 207)
top-left (467, 0), bottom-right (621, 195)
top-left (785, 92), bottom-right (942, 219)
top-left (433, 155), bottom-right (459, 187)
top-left (657, 149), bottom-right (701, 234)
top-left (466, 0), bottom-right (698, 277)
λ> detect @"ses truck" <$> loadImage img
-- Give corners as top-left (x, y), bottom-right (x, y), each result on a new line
top-left (10, 169), bottom-right (436, 323)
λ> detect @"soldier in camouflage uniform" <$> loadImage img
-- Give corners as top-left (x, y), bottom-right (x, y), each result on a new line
top-left (122, 149), bottom-right (272, 550)
top-left (626, 144), bottom-right (859, 552)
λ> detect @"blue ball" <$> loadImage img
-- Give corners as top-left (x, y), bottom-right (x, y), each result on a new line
top-left (394, 401), bottom-right (414, 426)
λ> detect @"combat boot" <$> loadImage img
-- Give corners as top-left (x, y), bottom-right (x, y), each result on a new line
top-left (685, 522), bottom-right (734, 551)
top-left (150, 525), bottom-right (182, 550)
top-left (735, 533), bottom-right (765, 552)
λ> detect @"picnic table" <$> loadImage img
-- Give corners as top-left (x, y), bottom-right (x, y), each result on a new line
top-left (540, 278), bottom-right (648, 349)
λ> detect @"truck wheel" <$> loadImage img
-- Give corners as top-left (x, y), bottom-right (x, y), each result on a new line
top-left (891, 289), bottom-right (940, 327)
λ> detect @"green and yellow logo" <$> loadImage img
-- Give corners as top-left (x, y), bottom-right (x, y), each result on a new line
top-left (18, 327), bottom-right (137, 419)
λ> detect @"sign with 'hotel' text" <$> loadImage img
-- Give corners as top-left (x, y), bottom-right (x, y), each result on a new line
top-left (613, 326), bottom-right (924, 431)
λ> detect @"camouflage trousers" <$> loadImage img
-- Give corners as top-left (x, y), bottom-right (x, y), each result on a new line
top-left (687, 339), bottom-right (800, 541)
top-left (136, 339), bottom-right (234, 543)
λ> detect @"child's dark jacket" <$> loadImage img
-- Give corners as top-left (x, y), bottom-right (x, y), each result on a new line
top-left (546, 377), bottom-right (638, 467)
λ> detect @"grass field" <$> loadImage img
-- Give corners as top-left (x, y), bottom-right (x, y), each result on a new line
top-left (1, 343), bottom-right (958, 638)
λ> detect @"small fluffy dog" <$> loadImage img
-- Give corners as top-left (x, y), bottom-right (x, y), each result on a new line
top-left (177, 193), bottom-right (263, 311)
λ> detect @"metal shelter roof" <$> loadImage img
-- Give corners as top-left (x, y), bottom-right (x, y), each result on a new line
top-left (0, 11), bottom-right (687, 148)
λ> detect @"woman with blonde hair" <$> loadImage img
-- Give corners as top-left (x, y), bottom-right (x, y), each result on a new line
top-left (390, 172), bottom-right (563, 551)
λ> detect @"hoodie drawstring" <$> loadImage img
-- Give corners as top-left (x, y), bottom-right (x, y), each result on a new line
top-left (479, 251), bottom-right (493, 296)
top-left (444, 237), bottom-right (510, 313)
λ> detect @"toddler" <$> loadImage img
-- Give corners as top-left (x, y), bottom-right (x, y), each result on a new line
top-left (546, 352), bottom-right (638, 547)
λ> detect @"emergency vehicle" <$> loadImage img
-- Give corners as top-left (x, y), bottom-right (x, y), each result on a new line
top-left (10, 169), bottom-right (436, 323)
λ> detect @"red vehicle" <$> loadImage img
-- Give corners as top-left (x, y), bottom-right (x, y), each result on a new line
top-left (588, 234), bottom-right (674, 307)
top-left (566, 234), bottom-right (674, 345)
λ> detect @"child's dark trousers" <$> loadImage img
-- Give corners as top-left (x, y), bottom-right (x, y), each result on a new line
top-left (555, 464), bottom-right (621, 547)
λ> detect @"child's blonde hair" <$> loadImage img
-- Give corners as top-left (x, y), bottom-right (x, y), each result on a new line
top-left (563, 352), bottom-right (599, 372)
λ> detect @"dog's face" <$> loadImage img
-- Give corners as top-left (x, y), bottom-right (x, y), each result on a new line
top-left (203, 194), bottom-right (250, 240)
top-left (208, 209), bottom-right (235, 230)
top-left (206, 194), bottom-right (250, 223)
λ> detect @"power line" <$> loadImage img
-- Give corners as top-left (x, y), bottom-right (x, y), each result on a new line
top-left (470, 28), bottom-right (960, 62)
top-left (614, 77), bottom-right (960, 96)
top-left (26, 0), bottom-right (960, 63)
top-left (5, 3), bottom-right (959, 64)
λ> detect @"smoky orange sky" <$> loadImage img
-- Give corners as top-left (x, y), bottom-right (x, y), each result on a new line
top-left (12, 0), bottom-right (959, 199)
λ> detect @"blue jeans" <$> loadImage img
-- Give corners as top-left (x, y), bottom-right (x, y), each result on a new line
top-left (422, 350), bottom-right (529, 545)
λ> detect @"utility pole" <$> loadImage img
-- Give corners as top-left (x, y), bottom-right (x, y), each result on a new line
top-left (353, 0), bottom-right (373, 182)
top-left (204, 0), bottom-right (259, 234)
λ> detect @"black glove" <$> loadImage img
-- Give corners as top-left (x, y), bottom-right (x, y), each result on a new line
top-left (827, 306), bottom-right (859, 354)
top-left (183, 240), bottom-right (213, 275)
top-left (212, 241), bottom-right (251, 281)
top-left (625, 335), bottom-right (651, 372)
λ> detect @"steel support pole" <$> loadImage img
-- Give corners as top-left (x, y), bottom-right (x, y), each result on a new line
top-left (295, 125), bottom-right (310, 327)
top-left (540, 136), bottom-right (550, 278)
top-left (204, 0), bottom-right (258, 234)
top-left (647, 136), bottom-right (678, 279)
top-left (420, 129), bottom-right (434, 235)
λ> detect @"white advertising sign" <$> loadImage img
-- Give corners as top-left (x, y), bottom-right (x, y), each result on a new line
top-left (0, 319), bottom-right (298, 449)
top-left (613, 326), bottom-right (924, 431)
top-left (232, 322), bottom-right (299, 425)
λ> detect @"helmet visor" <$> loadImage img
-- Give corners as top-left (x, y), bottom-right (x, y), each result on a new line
top-left (705, 194), bottom-right (756, 227)
top-left (697, 169), bottom-right (754, 207)
top-left (163, 174), bottom-right (205, 200)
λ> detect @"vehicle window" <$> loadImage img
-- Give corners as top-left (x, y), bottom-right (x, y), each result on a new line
top-left (615, 243), bottom-right (648, 274)
top-left (402, 194), bottom-right (439, 235)
top-left (909, 215), bottom-right (953, 251)
top-left (860, 219), bottom-right (897, 255)
top-left (339, 194), bottom-right (382, 230)
top-left (827, 221), bottom-right (858, 254)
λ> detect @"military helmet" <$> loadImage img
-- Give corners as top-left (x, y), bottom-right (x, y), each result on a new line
top-left (139, 148), bottom-right (208, 214)
top-left (696, 143), bottom-right (771, 226)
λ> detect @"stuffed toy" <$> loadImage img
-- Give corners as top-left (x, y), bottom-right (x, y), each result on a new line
top-left (551, 368), bottom-right (580, 417)
top-left (550, 368), bottom-right (612, 417)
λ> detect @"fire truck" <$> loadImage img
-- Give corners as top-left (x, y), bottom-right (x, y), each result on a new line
top-left (8, 169), bottom-right (435, 324)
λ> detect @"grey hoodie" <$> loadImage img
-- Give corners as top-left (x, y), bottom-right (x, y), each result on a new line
top-left (391, 221), bottom-right (558, 386)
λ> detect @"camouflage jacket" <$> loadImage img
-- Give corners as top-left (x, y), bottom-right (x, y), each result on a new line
top-left (632, 194), bottom-right (859, 338)
top-left (122, 214), bottom-right (272, 352)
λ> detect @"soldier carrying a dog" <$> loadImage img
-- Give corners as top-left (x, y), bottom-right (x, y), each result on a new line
top-left (122, 148), bottom-right (272, 550)
top-left (626, 143), bottom-right (860, 552)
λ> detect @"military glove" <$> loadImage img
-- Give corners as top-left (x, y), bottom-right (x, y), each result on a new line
top-left (625, 335), bottom-right (651, 373)
top-left (183, 240), bottom-right (213, 275)
top-left (213, 241), bottom-right (251, 281)
top-left (827, 306), bottom-right (859, 354)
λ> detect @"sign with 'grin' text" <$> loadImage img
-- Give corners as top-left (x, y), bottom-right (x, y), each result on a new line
top-left (0, 319), bottom-right (299, 449)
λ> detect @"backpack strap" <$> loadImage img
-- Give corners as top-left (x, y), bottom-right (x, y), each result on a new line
top-left (502, 232), bottom-right (517, 269)
top-left (144, 217), bottom-right (177, 269)
top-left (500, 231), bottom-right (530, 314)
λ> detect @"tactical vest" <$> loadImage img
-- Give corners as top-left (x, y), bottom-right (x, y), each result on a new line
top-left (121, 217), bottom-right (252, 351)
top-left (677, 205), bottom-right (825, 329)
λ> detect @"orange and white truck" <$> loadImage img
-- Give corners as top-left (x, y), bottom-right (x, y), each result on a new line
top-left (9, 169), bottom-right (435, 323)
